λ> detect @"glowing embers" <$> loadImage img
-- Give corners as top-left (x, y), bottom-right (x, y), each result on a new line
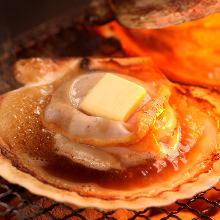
top-left (95, 13), bottom-right (220, 89)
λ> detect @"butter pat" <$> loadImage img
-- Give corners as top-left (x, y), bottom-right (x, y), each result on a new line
top-left (79, 73), bottom-right (146, 121)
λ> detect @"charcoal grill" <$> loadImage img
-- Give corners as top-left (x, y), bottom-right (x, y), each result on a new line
top-left (0, 2), bottom-right (219, 220)
top-left (0, 176), bottom-right (219, 219)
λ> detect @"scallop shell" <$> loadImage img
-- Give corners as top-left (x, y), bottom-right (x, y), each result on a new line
top-left (0, 57), bottom-right (219, 209)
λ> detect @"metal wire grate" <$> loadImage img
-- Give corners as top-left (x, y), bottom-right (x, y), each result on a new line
top-left (0, 177), bottom-right (219, 219)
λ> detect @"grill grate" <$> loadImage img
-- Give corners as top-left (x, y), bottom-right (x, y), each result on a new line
top-left (0, 11), bottom-right (219, 220)
top-left (0, 177), bottom-right (219, 219)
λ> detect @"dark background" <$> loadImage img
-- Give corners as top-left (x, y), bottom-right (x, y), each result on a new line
top-left (0, 0), bottom-right (89, 44)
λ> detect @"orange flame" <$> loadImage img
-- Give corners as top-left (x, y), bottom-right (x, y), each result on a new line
top-left (95, 13), bottom-right (220, 89)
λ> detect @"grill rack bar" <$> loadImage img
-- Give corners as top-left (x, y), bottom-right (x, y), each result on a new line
top-left (0, 177), bottom-right (219, 219)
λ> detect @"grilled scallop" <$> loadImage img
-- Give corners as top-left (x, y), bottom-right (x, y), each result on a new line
top-left (83, 0), bottom-right (220, 29)
top-left (0, 57), bottom-right (219, 209)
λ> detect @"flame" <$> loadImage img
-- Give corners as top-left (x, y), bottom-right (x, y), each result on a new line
top-left (95, 13), bottom-right (220, 88)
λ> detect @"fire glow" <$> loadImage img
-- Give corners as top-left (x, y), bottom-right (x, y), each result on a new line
top-left (94, 13), bottom-right (220, 89)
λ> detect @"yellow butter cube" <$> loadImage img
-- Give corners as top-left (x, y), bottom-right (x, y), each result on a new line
top-left (79, 73), bottom-right (146, 122)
